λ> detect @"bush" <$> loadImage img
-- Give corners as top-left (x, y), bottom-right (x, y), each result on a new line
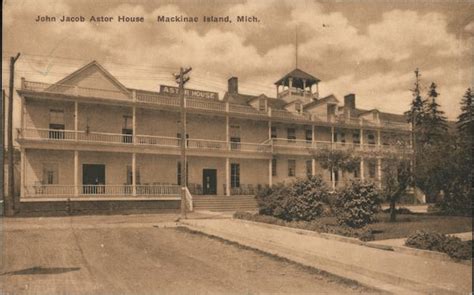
top-left (435, 181), bottom-right (472, 216)
top-left (285, 176), bottom-right (331, 221)
top-left (255, 176), bottom-right (331, 221)
top-left (405, 230), bottom-right (472, 260)
top-left (334, 180), bottom-right (382, 228)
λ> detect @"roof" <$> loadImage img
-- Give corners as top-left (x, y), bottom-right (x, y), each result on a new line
top-left (274, 68), bottom-right (320, 87)
top-left (304, 94), bottom-right (339, 110)
top-left (50, 60), bottom-right (130, 94)
top-left (223, 92), bottom-right (288, 110)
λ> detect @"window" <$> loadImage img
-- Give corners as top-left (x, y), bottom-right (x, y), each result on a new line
top-left (368, 134), bottom-right (376, 145)
top-left (126, 165), bottom-right (141, 185)
top-left (231, 163), bottom-right (240, 188)
top-left (295, 102), bottom-right (302, 113)
top-left (259, 99), bottom-right (266, 111)
top-left (42, 163), bottom-right (59, 184)
top-left (354, 166), bottom-right (360, 178)
top-left (272, 158), bottom-right (277, 176)
top-left (305, 129), bottom-right (312, 143)
top-left (230, 137), bottom-right (241, 150)
top-left (271, 126), bottom-right (277, 139)
top-left (287, 128), bottom-right (296, 143)
top-left (122, 115), bottom-right (133, 143)
top-left (288, 159), bottom-right (296, 177)
top-left (368, 161), bottom-right (376, 178)
top-left (339, 132), bottom-right (346, 144)
top-left (353, 133), bottom-right (360, 144)
top-left (49, 109), bottom-right (65, 139)
top-left (306, 160), bottom-right (312, 177)
top-left (177, 161), bottom-right (189, 185)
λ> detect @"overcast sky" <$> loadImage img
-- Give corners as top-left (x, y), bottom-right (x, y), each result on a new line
top-left (3, 0), bottom-right (474, 123)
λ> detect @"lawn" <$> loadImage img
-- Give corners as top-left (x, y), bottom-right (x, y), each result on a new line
top-left (370, 213), bottom-right (472, 240)
top-left (234, 212), bottom-right (472, 241)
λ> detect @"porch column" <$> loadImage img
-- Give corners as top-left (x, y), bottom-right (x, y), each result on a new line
top-left (74, 101), bottom-right (78, 140)
top-left (360, 128), bottom-right (364, 145)
top-left (132, 153), bottom-right (137, 196)
top-left (360, 158), bottom-right (365, 181)
top-left (312, 159), bottom-right (316, 176)
top-left (225, 158), bottom-right (230, 196)
top-left (226, 115), bottom-right (230, 150)
top-left (377, 157), bottom-right (382, 188)
top-left (20, 148), bottom-right (25, 199)
top-left (21, 97), bottom-right (26, 130)
top-left (268, 159), bottom-right (273, 187)
top-left (74, 151), bottom-right (79, 196)
top-left (132, 106), bottom-right (136, 144)
top-left (268, 120), bottom-right (272, 139)
top-left (303, 79), bottom-right (307, 99)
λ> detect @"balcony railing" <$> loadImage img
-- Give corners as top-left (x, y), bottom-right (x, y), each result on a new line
top-left (19, 128), bottom-right (272, 153)
top-left (21, 79), bottom-right (411, 130)
top-left (25, 184), bottom-right (180, 198)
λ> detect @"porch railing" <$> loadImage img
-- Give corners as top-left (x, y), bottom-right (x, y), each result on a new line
top-left (25, 184), bottom-right (180, 198)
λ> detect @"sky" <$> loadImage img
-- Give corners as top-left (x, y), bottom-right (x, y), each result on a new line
top-left (2, 0), bottom-right (474, 131)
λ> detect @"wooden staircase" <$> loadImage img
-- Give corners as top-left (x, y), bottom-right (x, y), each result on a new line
top-left (192, 195), bottom-right (258, 212)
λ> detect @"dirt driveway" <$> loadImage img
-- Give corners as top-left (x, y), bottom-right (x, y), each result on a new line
top-left (0, 216), bottom-right (374, 295)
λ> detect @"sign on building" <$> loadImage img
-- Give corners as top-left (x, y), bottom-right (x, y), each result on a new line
top-left (160, 85), bottom-right (219, 100)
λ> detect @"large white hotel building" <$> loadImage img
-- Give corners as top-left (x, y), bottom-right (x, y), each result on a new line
top-left (16, 61), bottom-right (412, 210)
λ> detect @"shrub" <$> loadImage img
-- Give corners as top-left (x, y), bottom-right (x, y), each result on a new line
top-left (405, 230), bottom-right (472, 260)
top-left (255, 176), bottom-right (331, 221)
top-left (334, 180), bottom-right (382, 228)
top-left (285, 176), bottom-right (331, 221)
top-left (435, 181), bottom-right (472, 216)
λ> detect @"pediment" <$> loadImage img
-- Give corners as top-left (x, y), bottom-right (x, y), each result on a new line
top-left (46, 61), bottom-right (130, 100)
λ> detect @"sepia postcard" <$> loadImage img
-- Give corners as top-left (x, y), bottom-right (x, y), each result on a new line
top-left (1, 0), bottom-right (473, 294)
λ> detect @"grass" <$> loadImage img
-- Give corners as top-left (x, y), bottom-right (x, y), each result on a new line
top-left (370, 213), bottom-right (472, 240)
top-left (234, 211), bottom-right (472, 241)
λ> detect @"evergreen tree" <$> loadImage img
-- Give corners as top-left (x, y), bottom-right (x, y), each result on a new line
top-left (424, 82), bottom-right (447, 145)
top-left (457, 88), bottom-right (474, 139)
top-left (405, 69), bottom-right (427, 128)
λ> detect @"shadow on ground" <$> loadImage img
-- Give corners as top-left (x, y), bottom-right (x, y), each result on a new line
top-left (1, 266), bottom-right (80, 276)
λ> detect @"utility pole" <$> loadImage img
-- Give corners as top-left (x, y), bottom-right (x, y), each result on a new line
top-left (7, 53), bottom-right (20, 216)
top-left (1, 90), bottom-right (5, 214)
top-left (174, 66), bottom-right (192, 218)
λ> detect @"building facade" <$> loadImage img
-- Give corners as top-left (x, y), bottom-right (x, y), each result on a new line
top-left (16, 61), bottom-right (412, 203)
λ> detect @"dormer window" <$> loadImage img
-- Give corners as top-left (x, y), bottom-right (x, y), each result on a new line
top-left (259, 99), bottom-right (266, 111)
top-left (295, 102), bottom-right (302, 113)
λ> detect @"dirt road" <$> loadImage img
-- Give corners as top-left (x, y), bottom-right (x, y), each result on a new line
top-left (1, 217), bottom-right (373, 294)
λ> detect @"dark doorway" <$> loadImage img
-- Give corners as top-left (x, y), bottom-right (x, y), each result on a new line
top-left (202, 169), bottom-right (217, 195)
top-left (83, 164), bottom-right (105, 194)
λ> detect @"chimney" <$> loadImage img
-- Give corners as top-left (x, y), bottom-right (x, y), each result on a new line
top-left (228, 77), bottom-right (238, 94)
top-left (344, 94), bottom-right (356, 109)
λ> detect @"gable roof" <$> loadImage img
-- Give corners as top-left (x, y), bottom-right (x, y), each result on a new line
top-left (275, 68), bottom-right (320, 86)
top-left (50, 60), bottom-right (130, 94)
top-left (304, 94), bottom-right (339, 110)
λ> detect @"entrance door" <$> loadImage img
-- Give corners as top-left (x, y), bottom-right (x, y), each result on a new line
top-left (83, 164), bottom-right (106, 194)
top-left (202, 169), bottom-right (217, 195)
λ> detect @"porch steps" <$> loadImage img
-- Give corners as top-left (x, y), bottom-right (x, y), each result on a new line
top-left (193, 195), bottom-right (258, 212)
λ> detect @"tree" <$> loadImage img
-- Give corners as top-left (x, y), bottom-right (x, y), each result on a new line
top-left (424, 82), bottom-right (447, 145)
top-left (382, 155), bottom-right (411, 222)
top-left (457, 88), bottom-right (473, 144)
top-left (311, 148), bottom-right (360, 188)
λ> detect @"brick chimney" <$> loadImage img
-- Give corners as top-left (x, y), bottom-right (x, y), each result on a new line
top-left (228, 77), bottom-right (238, 94)
top-left (344, 94), bottom-right (356, 109)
